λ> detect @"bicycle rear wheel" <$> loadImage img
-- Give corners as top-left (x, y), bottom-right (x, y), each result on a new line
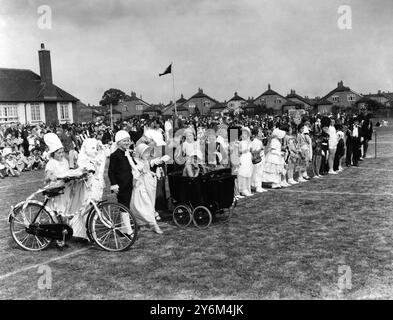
top-left (10, 202), bottom-right (54, 251)
top-left (89, 202), bottom-right (138, 252)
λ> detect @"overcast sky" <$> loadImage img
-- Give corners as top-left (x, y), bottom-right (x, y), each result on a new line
top-left (1, 0), bottom-right (392, 105)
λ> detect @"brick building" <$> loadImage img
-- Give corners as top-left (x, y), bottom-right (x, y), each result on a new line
top-left (0, 44), bottom-right (79, 125)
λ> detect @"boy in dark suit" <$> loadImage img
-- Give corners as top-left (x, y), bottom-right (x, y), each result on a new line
top-left (108, 130), bottom-right (133, 208)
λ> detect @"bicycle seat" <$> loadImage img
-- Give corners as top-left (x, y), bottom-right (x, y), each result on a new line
top-left (43, 186), bottom-right (66, 197)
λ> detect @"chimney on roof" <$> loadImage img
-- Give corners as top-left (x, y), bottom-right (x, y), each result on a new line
top-left (198, 88), bottom-right (203, 94)
top-left (378, 90), bottom-right (381, 94)
top-left (181, 94), bottom-right (184, 99)
top-left (268, 84), bottom-right (271, 90)
top-left (131, 91), bottom-right (136, 97)
top-left (338, 80), bottom-right (344, 87)
top-left (38, 43), bottom-right (53, 85)
top-left (234, 92), bottom-right (238, 96)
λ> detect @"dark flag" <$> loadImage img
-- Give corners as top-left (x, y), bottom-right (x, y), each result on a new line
top-left (159, 63), bottom-right (172, 77)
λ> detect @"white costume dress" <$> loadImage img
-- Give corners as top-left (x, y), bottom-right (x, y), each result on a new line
top-left (126, 154), bottom-right (157, 227)
top-left (45, 158), bottom-right (86, 221)
top-left (70, 139), bottom-right (107, 239)
top-left (262, 137), bottom-right (285, 184)
top-left (250, 138), bottom-right (264, 189)
top-left (237, 139), bottom-right (253, 194)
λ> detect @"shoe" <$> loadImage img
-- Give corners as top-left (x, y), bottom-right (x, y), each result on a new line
top-left (338, 167), bottom-right (344, 172)
top-left (235, 194), bottom-right (245, 199)
top-left (281, 181), bottom-right (290, 188)
top-left (313, 175), bottom-right (321, 179)
top-left (288, 179), bottom-right (298, 185)
top-left (256, 187), bottom-right (267, 193)
top-left (271, 184), bottom-right (282, 189)
top-left (241, 191), bottom-right (254, 197)
top-left (328, 170), bottom-right (338, 175)
top-left (303, 176), bottom-right (311, 180)
top-left (297, 177), bottom-right (307, 183)
top-left (359, 158), bottom-right (364, 161)
top-left (353, 163), bottom-right (359, 167)
top-left (153, 225), bottom-right (163, 234)
top-left (155, 213), bottom-right (161, 221)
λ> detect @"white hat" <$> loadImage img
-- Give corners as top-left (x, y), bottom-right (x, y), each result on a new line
top-left (272, 128), bottom-right (286, 140)
top-left (44, 133), bottom-right (63, 154)
top-left (189, 150), bottom-right (204, 162)
top-left (115, 130), bottom-right (130, 143)
top-left (144, 128), bottom-right (166, 147)
top-left (135, 143), bottom-right (152, 158)
top-left (241, 127), bottom-right (251, 136)
top-left (2, 147), bottom-right (12, 157)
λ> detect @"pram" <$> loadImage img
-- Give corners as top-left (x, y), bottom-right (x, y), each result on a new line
top-left (168, 168), bottom-right (237, 229)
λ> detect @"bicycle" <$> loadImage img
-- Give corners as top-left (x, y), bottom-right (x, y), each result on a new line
top-left (8, 171), bottom-right (138, 252)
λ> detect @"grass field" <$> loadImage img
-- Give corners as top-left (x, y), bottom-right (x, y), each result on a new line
top-left (1, 126), bottom-right (393, 300)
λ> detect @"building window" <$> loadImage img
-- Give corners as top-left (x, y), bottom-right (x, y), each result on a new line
top-left (347, 94), bottom-right (356, 102)
top-left (189, 103), bottom-right (196, 109)
top-left (275, 98), bottom-right (282, 104)
top-left (59, 103), bottom-right (70, 120)
top-left (123, 106), bottom-right (128, 112)
top-left (31, 103), bottom-right (41, 122)
top-left (332, 96), bottom-right (339, 102)
top-left (0, 104), bottom-right (18, 123)
top-left (136, 104), bottom-right (144, 111)
top-left (203, 100), bottom-right (211, 108)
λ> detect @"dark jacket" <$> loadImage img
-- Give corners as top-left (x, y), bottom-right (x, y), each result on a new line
top-left (108, 148), bottom-right (133, 190)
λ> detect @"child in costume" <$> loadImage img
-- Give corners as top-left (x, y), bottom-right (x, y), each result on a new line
top-left (238, 127), bottom-right (254, 196)
top-left (262, 128), bottom-right (286, 189)
top-left (250, 128), bottom-right (267, 193)
top-left (126, 143), bottom-right (169, 234)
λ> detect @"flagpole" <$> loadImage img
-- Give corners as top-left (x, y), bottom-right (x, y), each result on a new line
top-left (171, 62), bottom-right (178, 117)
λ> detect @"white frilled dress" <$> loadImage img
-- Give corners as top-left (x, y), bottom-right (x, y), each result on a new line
top-left (262, 137), bottom-right (285, 184)
top-left (126, 154), bottom-right (157, 227)
top-left (250, 138), bottom-right (264, 188)
top-left (45, 158), bottom-right (86, 222)
top-left (69, 148), bottom-right (107, 239)
top-left (237, 140), bottom-right (253, 193)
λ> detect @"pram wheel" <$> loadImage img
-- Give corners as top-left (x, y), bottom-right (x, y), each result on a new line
top-left (89, 202), bottom-right (138, 252)
top-left (10, 202), bottom-right (54, 251)
top-left (172, 205), bottom-right (192, 228)
top-left (192, 206), bottom-right (212, 229)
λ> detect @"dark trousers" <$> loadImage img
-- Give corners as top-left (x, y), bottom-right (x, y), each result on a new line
top-left (352, 138), bottom-right (361, 164)
top-left (117, 189), bottom-right (132, 209)
top-left (333, 152), bottom-right (342, 171)
top-left (363, 139), bottom-right (369, 158)
top-left (320, 154), bottom-right (328, 174)
top-left (345, 139), bottom-right (353, 166)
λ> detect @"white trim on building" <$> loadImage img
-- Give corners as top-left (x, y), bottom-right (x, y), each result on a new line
top-left (57, 102), bottom-right (73, 124)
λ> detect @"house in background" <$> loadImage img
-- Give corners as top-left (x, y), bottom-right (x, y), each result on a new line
top-left (161, 94), bottom-right (188, 116)
top-left (362, 90), bottom-right (393, 108)
top-left (113, 91), bottom-right (151, 119)
top-left (209, 102), bottom-right (227, 115)
top-left (144, 103), bottom-right (164, 117)
top-left (285, 90), bottom-right (313, 111)
top-left (315, 98), bottom-right (333, 114)
top-left (253, 84), bottom-right (288, 115)
top-left (226, 92), bottom-right (247, 112)
top-left (282, 99), bottom-right (302, 114)
top-left (0, 44), bottom-right (79, 125)
top-left (181, 88), bottom-right (218, 115)
top-left (321, 81), bottom-right (362, 111)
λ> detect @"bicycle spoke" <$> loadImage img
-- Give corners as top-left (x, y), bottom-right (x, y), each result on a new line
top-left (112, 230), bottom-right (119, 249)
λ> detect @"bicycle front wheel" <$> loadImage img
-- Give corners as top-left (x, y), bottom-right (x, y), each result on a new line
top-left (10, 202), bottom-right (54, 251)
top-left (89, 202), bottom-right (138, 252)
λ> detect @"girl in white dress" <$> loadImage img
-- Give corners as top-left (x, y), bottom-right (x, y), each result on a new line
top-left (69, 138), bottom-right (107, 239)
top-left (237, 127), bottom-right (254, 197)
top-left (250, 128), bottom-right (267, 193)
top-left (262, 128), bottom-right (286, 189)
top-left (44, 133), bottom-right (86, 238)
top-left (126, 143), bottom-right (168, 234)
